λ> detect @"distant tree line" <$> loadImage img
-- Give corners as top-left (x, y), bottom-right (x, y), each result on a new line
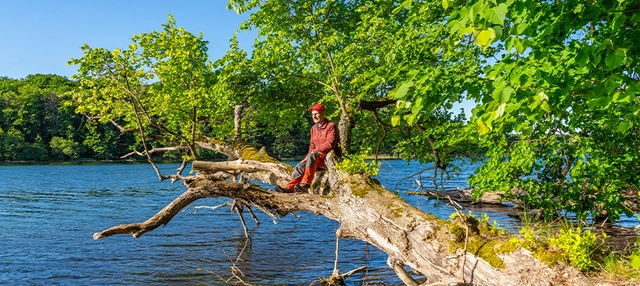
top-left (0, 74), bottom-right (318, 161)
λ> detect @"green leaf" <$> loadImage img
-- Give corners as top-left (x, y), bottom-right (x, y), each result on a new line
top-left (445, 102), bottom-right (453, 109)
top-left (510, 68), bottom-right (521, 87)
top-left (630, 253), bottom-right (640, 269)
top-left (495, 103), bottom-right (507, 119)
top-left (412, 97), bottom-right (424, 115)
top-left (404, 114), bottom-right (416, 125)
top-left (515, 39), bottom-right (526, 54)
top-left (493, 25), bottom-right (503, 40)
top-left (537, 91), bottom-right (549, 101)
top-left (442, 0), bottom-right (449, 9)
top-left (501, 87), bottom-right (513, 103)
top-left (528, 97), bottom-right (540, 111)
top-left (618, 121), bottom-right (631, 133)
top-left (478, 120), bottom-right (491, 135)
top-left (605, 77), bottom-right (622, 94)
top-left (599, 95), bottom-right (613, 108)
top-left (395, 81), bottom-right (413, 99)
top-left (506, 37), bottom-right (515, 52)
top-left (475, 29), bottom-right (496, 47)
top-left (574, 4), bottom-right (583, 13)
top-left (614, 92), bottom-right (632, 103)
top-left (391, 115), bottom-right (401, 127)
top-left (491, 3), bottom-right (508, 25)
top-left (605, 50), bottom-right (625, 70)
top-left (516, 23), bottom-right (529, 35)
top-left (541, 101), bottom-right (551, 112)
top-left (492, 86), bottom-right (504, 101)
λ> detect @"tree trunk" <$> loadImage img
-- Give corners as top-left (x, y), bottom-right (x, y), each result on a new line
top-left (338, 111), bottom-right (353, 154)
top-left (93, 143), bottom-right (602, 285)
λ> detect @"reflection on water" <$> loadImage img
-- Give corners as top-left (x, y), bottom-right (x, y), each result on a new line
top-left (0, 160), bottom-right (637, 285)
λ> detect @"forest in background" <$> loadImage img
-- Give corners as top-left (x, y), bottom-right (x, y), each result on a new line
top-left (0, 74), bottom-right (320, 161)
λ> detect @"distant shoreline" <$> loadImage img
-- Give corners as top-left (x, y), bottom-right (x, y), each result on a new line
top-left (0, 154), bottom-right (404, 165)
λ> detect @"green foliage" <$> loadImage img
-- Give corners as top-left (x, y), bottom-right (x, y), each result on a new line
top-left (334, 148), bottom-right (380, 177)
top-left (629, 249), bottom-right (640, 269)
top-left (434, 0), bottom-right (640, 221)
top-left (550, 228), bottom-right (605, 271)
top-left (82, 121), bottom-right (120, 160)
top-left (49, 136), bottom-right (81, 160)
top-left (599, 252), bottom-right (640, 282)
top-left (69, 15), bottom-right (223, 161)
top-left (0, 74), bottom-right (123, 161)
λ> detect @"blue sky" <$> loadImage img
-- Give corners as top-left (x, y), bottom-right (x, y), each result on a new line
top-left (0, 1), bottom-right (254, 79)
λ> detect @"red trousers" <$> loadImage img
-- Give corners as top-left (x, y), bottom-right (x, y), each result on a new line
top-left (286, 152), bottom-right (326, 192)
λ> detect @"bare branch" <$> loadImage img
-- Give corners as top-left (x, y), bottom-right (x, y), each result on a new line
top-left (192, 201), bottom-right (233, 214)
top-left (93, 186), bottom-right (207, 239)
top-left (93, 179), bottom-right (338, 240)
top-left (120, 146), bottom-right (190, 159)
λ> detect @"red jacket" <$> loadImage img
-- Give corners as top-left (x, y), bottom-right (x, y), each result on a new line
top-left (308, 121), bottom-right (341, 156)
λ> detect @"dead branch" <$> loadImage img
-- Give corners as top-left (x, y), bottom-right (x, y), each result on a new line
top-left (192, 159), bottom-right (291, 188)
top-left (120, 146), bottom-right (190, 159)
top-left (93, 186), bottom-right (209, 239)
top-left (391, 262), bottom-right (419, 286)
top-left (93, 179), bottom-right (339, 240)
top-left (339, 265), bottom-right (367, 279)
top-left (191, 201), bottom-right (233, 214)
top-left (232, 199), bottom-right (252, 245)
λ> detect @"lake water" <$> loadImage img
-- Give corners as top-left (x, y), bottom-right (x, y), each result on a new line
top-left (0, 160), bottom-right (632, 285)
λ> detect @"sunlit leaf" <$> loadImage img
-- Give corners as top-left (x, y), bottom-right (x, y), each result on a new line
top-left (516, 23), bottom-right (529, 35)
top-left (395, 81), bottom-right (413, 99)
top-left (630, 253), bottom-right (640, 269)
top-left (391, 115), bottom-right (401, 127)
top-left (494, 103), bottom-right (507, 119)
top-left (478, 120), bottom-right (491, 135)
top-left (475, 29), bottom-right (496, 47)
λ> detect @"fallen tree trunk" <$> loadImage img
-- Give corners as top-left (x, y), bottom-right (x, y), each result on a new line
top-left (94, 147), bottom-right (599, 285)
top-left (416, 187), bottom-right (506, 205)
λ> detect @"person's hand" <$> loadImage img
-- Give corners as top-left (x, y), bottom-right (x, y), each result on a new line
top-left (309, 152), bottom-right (321, 160)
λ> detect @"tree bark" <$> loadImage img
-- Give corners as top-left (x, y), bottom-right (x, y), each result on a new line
top-left (338, 112), bottom-right (353, 154)
top-left (94, 143), bottom-right (602, 285)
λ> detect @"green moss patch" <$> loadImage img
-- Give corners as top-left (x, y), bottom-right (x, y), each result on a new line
top-left (240, 146), bottom-right (279, 164)
top-left (350, 180), bottom-right (370, 198)
top-left (443, 214), bottom-right (519, 269)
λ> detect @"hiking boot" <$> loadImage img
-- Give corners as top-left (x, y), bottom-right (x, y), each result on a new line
top-left (274, 186), bottom-right (292, 193)
top-left (294, 184), bottom-right (310, 193)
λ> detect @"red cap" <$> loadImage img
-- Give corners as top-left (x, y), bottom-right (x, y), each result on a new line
top-left (307, 103), bottom-right (326, 112)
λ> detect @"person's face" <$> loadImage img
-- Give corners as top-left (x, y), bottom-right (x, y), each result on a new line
top-left (312, 110), bottom-right (326, 124)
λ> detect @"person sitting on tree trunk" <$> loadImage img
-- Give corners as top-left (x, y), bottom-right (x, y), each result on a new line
top-left (283, 103), bottom-right (341, 193)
